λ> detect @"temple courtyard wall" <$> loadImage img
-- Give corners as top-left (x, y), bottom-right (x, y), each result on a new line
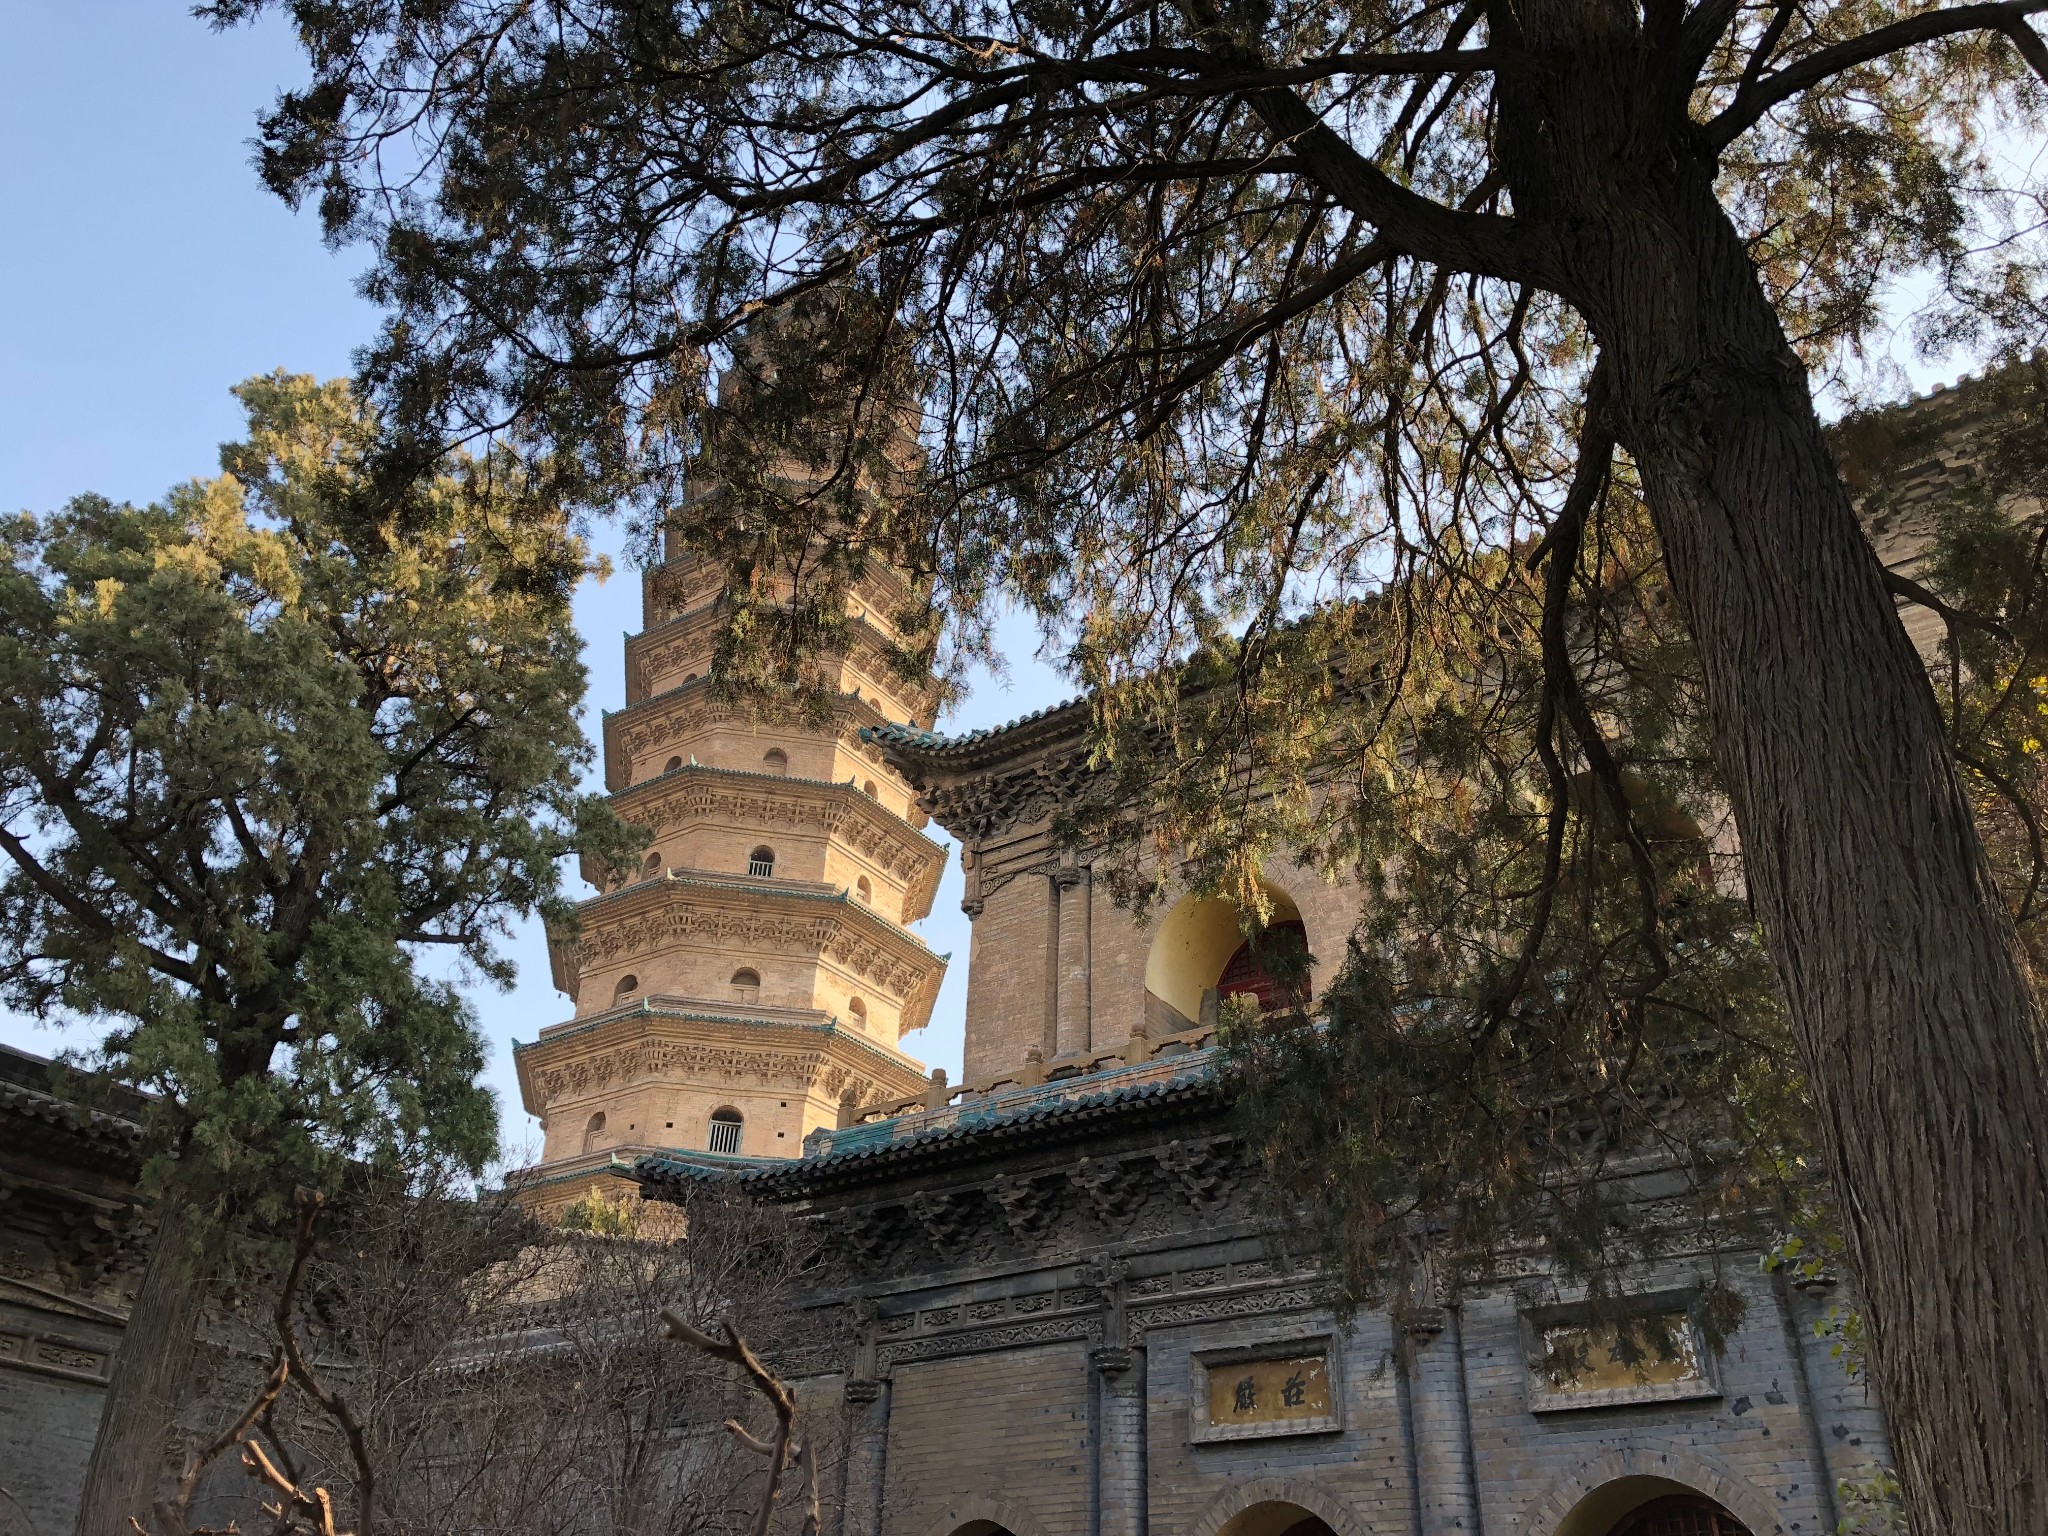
top-left (641, 1059), bottom-right (1887, 1536)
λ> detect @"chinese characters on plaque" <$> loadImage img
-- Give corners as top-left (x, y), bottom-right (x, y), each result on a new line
top-left (1206, 1354), bottom-right (1331, 1426)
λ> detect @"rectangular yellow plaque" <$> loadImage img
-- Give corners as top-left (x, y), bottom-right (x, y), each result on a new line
top-left (1538, 1313), bottom-right (1702, 1396)
top-left (1205, 1354), bottom-right (1332, 1426)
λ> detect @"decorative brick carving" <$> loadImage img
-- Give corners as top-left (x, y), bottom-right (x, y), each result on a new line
top-left (1130, 1285), bottom-right (1323, 1335)
top-left (877, 1313), bottom-right (1098, 1367)
top-left (1158, 1137), bottom-right (1241, 1212)
top-left (990, 1172), bottom-right (1062, 1244)
top-left (1070, 1155), bottom-right (1146, 1227)
top-left (906, 1191), bottom-right (979, 1257)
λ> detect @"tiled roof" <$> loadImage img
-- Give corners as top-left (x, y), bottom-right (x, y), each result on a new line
top-left (631, 1049), bottom-right (1227, 1199)
top-left (0, 1044), bottom-right (146, 1150)
top-left (861, 692), bottom-right (1090, 766)
top-left (566, 867), bottom-right (942, 955)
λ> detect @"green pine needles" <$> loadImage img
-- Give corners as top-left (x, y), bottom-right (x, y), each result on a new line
top-left (0, 372), bottom-right (636, 1234)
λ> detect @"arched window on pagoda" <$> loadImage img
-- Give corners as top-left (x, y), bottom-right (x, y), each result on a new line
top-left (707, 1107), bottom-right (744, 1155)
top-left (748, 846), bottom-right (776, 878)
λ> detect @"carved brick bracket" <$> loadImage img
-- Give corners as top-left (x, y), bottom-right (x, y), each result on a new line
top-left (1157, 1137), bottom-right (1241, 1212)
top-left (1070, 1156), bottom-right (1145, 1228)
top-left (906, 1190), bottom-right (979, 1257)
top-left (1090, 1344), bottom-right (1136, 1379)
top-left (991, 1172), bottom-right (1061, 1244)
top-left (1079, 1254), bottom-right (1132, 1350)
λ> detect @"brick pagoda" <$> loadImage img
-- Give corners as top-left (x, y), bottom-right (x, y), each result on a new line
top-left (509, 528), bottom-right (948, 1218)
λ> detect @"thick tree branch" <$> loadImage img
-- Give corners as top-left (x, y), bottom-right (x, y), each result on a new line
top-left (0, 821), bottom-right (201, 986)
top-left (1704, 0), bottom-right (2048, 148)
top-left (1246, 83), bottom-right (1549, 284)
top-left (1883, 564), bottom-right (2015, 643)
top-left (1486, 369), bottom-right (1618, 1038)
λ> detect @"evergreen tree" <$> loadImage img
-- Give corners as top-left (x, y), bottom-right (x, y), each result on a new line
top-left (210, 0), bottom-right (2048, 1522)
top-left (0, 373), bottom-right (635, 1534)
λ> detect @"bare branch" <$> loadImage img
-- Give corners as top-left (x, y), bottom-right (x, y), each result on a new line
top-left (661, 1308), bottom-right (803, 1536)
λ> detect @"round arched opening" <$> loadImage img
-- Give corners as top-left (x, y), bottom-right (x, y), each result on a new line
top-left (1214, 1501), bottom-right (1339, 1536)
top-left (643, 851), bottom-right (664, 878)
top-left (763, 748), bottom-right (789, 775)
top-left (707, 1106), bottom-right (744, 1155)
top-left (748, 846), bottom-right (776, 878)
top-left (1144, 883), bottom-right (1311, 1030)
top-left (847, 996), bottom-right (868, 1031)
top-left (855, 876), bottom-right (873, 903)
top-left (665, 754), bottom-right (684, 773)
top-left (612, 973), bottom-right (639, 1002)
top-left (581, 1111), bottom-right (608, 1154)
top-left (1554, 1479), bottom-right (1756, 1536)
top-left (862, 779), bottom-right (878, 798)
top-left (1216, 920), bottom-right (1311, 1013)
top-left (731, 968), bottom-right (761, 1003)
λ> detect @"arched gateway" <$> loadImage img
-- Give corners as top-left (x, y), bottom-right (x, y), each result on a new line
top-left (1602, 1493), bottom-right (1753, 1536)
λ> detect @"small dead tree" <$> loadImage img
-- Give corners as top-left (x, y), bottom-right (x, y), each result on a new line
top-left (658, 1314), bottom-right (820, 1536)
top-left (160, 1173), bottom-right (826, 1536)
top-left (141, 1188), bottom-right (376, 1536)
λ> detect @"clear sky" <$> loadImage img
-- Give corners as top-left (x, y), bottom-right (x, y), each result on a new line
top-left (0, 1), bottom-right (1071, 1165)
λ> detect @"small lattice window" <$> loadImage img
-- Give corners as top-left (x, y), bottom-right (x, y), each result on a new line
top-left (748, 846), bottom-right (775, 878)
top-left (707, 1109), bottom-right (744, 1156)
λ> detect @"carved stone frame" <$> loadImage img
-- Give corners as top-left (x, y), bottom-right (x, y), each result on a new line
top-left (1188, 1334), bottom-right (1343, 1444)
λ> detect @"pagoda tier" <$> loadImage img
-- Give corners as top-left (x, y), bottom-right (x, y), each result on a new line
top-left (511, 1000), bottom-right (928, 1218)
top-left (546, 868), bottom-right (946, 1041)
top-left (584, 763), bottom-right (946, 926)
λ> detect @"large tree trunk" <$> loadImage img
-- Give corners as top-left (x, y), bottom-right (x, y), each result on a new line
top-left (73, 1187), bottom-right (207, 1536)
top-left (1512, 52), bottom-right (2048, 1527)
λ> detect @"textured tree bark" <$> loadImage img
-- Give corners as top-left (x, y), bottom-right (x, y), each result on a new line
top-left (73, 1189), bottom-right (206, 1536)
top-left (1500, 41), bottom-right (2048, 1527)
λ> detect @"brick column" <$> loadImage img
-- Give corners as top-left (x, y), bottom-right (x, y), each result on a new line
top-left (1054, 864), bottom-right (1091, 1057)
top-left (840, 1379), bottom-right (891, 1536)
top-left (1406, 1309), bottom-right (1482, 1536)
top-left (1781, 1274), bottom-right (1893, 1521)
top-left (1092, 1346), bottom-right (1147, 1536)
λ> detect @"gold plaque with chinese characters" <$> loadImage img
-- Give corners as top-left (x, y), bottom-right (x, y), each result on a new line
top-left (1519, 1296), bottom-right (1723, 1414)
top-left (1206, 1355), bottom-right (1331, 1426)
top-left (1189, 1338), bottom-right (1343, 1442)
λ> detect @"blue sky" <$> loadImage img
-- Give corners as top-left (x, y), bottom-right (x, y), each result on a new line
top-left (0, 1), bottom-right (1069, 1162)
